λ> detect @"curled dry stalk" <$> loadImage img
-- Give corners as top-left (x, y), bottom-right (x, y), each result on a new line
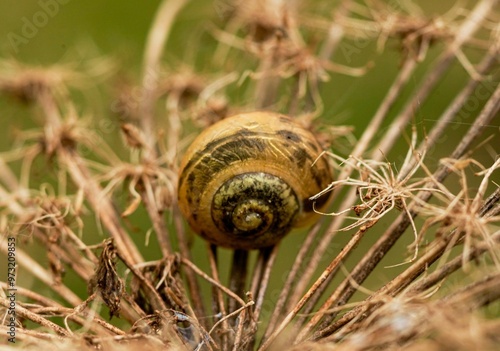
top-left (1, 0), bottom-right (500, 350)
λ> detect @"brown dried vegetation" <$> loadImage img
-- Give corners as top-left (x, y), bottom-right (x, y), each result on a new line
top-left (1, 0), bottom-right (499, 350)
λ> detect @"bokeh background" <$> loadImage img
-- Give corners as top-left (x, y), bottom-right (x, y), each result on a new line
top-left (1, 0), bottom-right (498, 324)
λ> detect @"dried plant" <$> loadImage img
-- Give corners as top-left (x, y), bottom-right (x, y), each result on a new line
top-left (1, 0), bottom-right (499, 350)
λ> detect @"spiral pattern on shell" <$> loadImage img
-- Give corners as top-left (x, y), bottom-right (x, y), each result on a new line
top-left (177, 112), bottom-right (333, 250)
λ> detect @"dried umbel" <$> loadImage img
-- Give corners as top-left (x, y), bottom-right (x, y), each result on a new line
top-left (0, 1), bottom-right (499, 351)
top-left (177, 112), bottom-right (333, 249)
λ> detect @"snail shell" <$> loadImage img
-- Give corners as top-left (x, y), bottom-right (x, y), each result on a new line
top-left (177, 112), bottom-right (333, 250)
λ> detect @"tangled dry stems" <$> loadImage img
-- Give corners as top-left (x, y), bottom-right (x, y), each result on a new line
top-left (1, 0), bottom-right (500, 350)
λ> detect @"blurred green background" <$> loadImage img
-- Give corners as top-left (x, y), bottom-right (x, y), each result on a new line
top-left (0, 0), bottom-right (498, 322)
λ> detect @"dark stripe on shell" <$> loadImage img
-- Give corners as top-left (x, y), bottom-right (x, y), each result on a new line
top-left (179, 127), bottom-right (332, 216)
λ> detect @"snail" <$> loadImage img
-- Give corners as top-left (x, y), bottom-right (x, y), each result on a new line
top-left (177, 112), bottom-right (333, 250)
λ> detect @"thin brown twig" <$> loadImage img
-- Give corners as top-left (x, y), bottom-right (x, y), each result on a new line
top-left (369, 0), bottom-right (499, 160)
top-left (36, 90), bottom-right (144, 266)
top-left (278, 52), bottom-right (419, 332)
top-left (182, 256), bottom-right (253, 351)
top-left (481, 189), bottom-right (500, 218)
top-left (116, 250), bottom-right (167, 313)
top-left (0, 282), bottom-right (122, 336)
top-left (165, 88), bottom-right (206, 323)
top-left (31, 228), bottom-right (95, 281)
top-left (289, 0), bottom-right (498, 340)
top-left (56, 147), bottom-right (147, 272)
top-left (319, 0), bottom-right (354, 60)
top-left (440, 273), bottom-right (500, 310)
top-left (0, 242), bottom-right (82, 307)
top-left (207, 244), bottom-right (230, 351)
top-left (172, 206), bottom-right (207, 327)
top-left (261, 221), bottom-right (323, 343)
top-left (252, 246), bottom-right (279, 322)
top-left (0, 325), bottom-right (63, 342)
top-left (140, 0), bottom-right (190, 157)
top-left (322, 226), bottom-right (500, 340)
top-left (140, 177), bottom-right (173, 257)
top-left (310, 82), bottom-right (500, 341)
top-left (288, 41), bottom-right (499, 333)
top-left (0, 1), bottom-right (498, 350)
top-left (247, 245), bottom-right (279, 350)
top-left (0, 158), bottom-right (20, 192)
top-left (327, 273), bottom-right (500, 349)
top-left (259, 222), bottom-right (373, 350)
top-left (181, 257), bottom-right (248, 308)
top-left (398, 43), bottom-right (500, 178)
top-left (0, 297), bottom-right (71, 337)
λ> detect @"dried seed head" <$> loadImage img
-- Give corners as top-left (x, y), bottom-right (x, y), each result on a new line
top-left (121, 123), bottom-right (147, 149)
top-left (88, 239), bottom-right (124, 318)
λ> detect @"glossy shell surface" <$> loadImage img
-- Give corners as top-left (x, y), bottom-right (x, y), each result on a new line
top-left (177, 112), bottom-right (332, 249)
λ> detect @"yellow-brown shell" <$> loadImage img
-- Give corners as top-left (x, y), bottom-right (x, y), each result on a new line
top-left (177, 112), bottom-right (333, 250)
